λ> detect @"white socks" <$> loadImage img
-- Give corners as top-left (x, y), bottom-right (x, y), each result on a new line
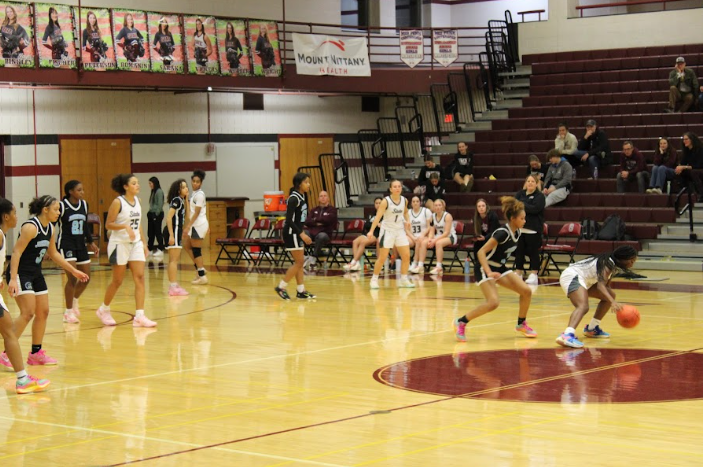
top-left (565, 327), bottom-right (575, 335)
top-left (136, 309), bottom-right (145, 318)
top-left (587, 318), bottom-right (601, 331)
top-left (296, 285), bottom-right (305, 293)
top-left (278, 280), bottom-right (288, 289)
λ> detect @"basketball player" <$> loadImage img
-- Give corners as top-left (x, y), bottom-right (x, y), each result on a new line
top-left (415, 199), bottom-right (457, 275)
top-left (42, 7), bottom-right (68, 60)
top-left (82, 11), bottom-right (107, 63)
top-left (0, 198), bottom-right (51, 393)
top-left (5, 196), bottom-right (89, 365)
top-left (343, 196), bottom-right (382, 272)
top-left (165, 179), bottom-right (189, 296)
top-left (556, 245), bottom-right (638, 349)
top-left (193, 18), bottom-right (212, 69)
top-left (366, 179), bottom-right (414, 289)
top-left (275, 172), bottom-right (315, 300)
top-left (115, 13), bottom-right (145, 63)
top-left (57, 180), bottom-right (99, 324)
top-left (407, 194), bottom-right (432, 274)
top-left (152, 17), bottom-right (175, 64)
top-left (454, 197), bottom-right (536, 342)
top-left (96, 174), bottom-right (156, 328)
top-left (183, 170), bottom-right (209, 285)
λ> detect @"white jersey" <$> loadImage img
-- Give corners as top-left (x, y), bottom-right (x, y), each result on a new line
top-left (190, 190), bottom-right (208, 227)
top-left (562, 256), bottom-right (614, 290)
top-left (0, 230), bottom-right (5, 282)
top-left (433, 211), bottom-right (456, 238)
top-left (194, 33), bottom-right (206, 50)
top-left (380, 196), bottom-right (407, 231)
top-left (109, 196), bottom-right (142, 244)
top-left (409, 207), bottom-right (432, 238)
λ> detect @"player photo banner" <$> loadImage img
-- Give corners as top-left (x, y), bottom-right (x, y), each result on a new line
top-left (399, 30), bottom-right (423, 69)
top-left (112, 9), bottom-right (149, 71)
top-left (293, 33), bottom-right (370, 77)
top-left (184, 15), bottom-right (218, 75)
top-left (249, 20), bottom-right (281, 77)
top-left (432, 29), bottom-right (457, 67)
top-left (148, 13), bottom-right (183, 74)
top-left (35, 4), bottom-right (76, 69)
top-left (0, 2), bottom-right (34, 68)
top-left (216, 18), bottom-right (250, 77)
top-left (80, 7), bottom-right (115, 71)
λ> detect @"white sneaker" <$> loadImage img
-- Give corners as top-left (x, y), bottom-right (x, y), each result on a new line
top-left (349, 262), bottom-right (361, 272)
top-left (96, 306), bottom-right (116, 326)
top-left (429, 266), bottom-right (443, 275)
top-left (370, 278), bottom-right (379, 289)
top-left (525, 273), bottom-right (539, 285)
top-left (653, 188), bottom-right (663, 195)
top-left (343, 263), bottom-right (352, 271)
top-left (408, 264), bottom-right (421, 274)
top-left (398, 278), bottom-right (415, 288)
top-left (645, 188), bottom-right (654, 194)
top-left (133, 314), bottom-right (157, 328)
top-left (63, 311), bottom-right (79, 324)
top-left (192, 275), bottom-right (209, 285)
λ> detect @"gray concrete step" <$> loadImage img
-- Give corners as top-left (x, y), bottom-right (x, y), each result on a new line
top-left (501, 89), bottom-right (530, 99)
top-left (444, 132), bottom-right (475, 144)
top-left (500, 78), bottom-right (530, 89)
top-left (662, 225), bottom-right (703, 236)
top-left (492, 99), bottom-right (523, 110)
top-left (477, 109), bottom-right (509, 121)
top-left (631, 258), bottom-right (703, 272)
top-left (498, 65), bottom-right (532, 77)
top-left (643, 241), bottom-right (703, 253)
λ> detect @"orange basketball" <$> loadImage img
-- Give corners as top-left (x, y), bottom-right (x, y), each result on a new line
top-left (617, 305), bottom-right (640, 328)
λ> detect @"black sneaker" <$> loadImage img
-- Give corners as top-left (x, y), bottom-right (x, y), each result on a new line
top-left (296, 290), bottom-right (316, 299)
top-left (275, 287), bottom-right (291, 300)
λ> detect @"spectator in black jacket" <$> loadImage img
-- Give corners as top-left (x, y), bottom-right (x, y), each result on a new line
top-left (616, 141), bottom-right (649, 193)
top-left (515, 174), bottom-right (546, 285)
top-left (472, 198), bottom-right (500, 280)
top-left (418, 153), bottom-right (443, 197)
top-left (576, 119), bottom-right (612, 179)
top-left (453, 142), bottom-right (474, 192)
top-left (676, 132), bottom-right (703, 194)
top-left (526, 154), bottom-right (549, 190)
top-left (424, 173), bottom-right (445, 209)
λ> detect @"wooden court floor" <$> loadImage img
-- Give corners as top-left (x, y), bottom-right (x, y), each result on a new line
top-left (0, 251), bottom-right (702, 466)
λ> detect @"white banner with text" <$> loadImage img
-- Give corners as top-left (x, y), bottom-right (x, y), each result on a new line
top-left (293, 33), bottom-right (370, 76)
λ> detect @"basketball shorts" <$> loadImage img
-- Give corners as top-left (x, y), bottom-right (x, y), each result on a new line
top-left (478, 264), bottom-right (513, 285)
top-left (108, 240), bottom-right (146, 266)
top-left (560, 268), bottom-right (587, 295)
top-left (14, 270), bottom-right (49, 296)
top-left (60, 238), bottom-right (91, 265)
top-left (378, 228), bottom-right (409, 249)
top-left (283, 232), bottom-right (304, 251)
top-left (166, 225), bottom-right (183, 250)
top-left (190, 222), bottom-right (209, 240)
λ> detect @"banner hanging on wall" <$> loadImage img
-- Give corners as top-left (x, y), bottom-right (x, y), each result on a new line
top-left (293, 33), bottom-right (370, 77)
top-left (80, 7), bottom-right (116, 71)
top-left (184, 15), bottom-right (219, 75)
top-left (216, 18), bottom-right (250, 76)
top-left (112, 9), bottom-right (150, 71)
top-left (399, 30), bottom-right (423, 68)
top-left (249, 20), bottom-right (281, 77)
top-left (35, 3), bottom-right (76, 69)
top-left (0, 2), bottom-right (34, 68)
top-left (148, 13), bottom-right (183, 74)
top-left (432, 29), bottom-right (457, 67)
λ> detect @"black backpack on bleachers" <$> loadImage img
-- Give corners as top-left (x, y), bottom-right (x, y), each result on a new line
top-left (596, 214), bottom-right (626, 241)
top-left (580, 218), bottom-right (599, 240)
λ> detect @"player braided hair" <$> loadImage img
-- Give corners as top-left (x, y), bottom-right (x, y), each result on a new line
top-left (28, 195), bottom-right (57, 215)
top-left (592, 245), bottom-right (638, 282)
top-left (499, 196), bottom-right (524, 221)
top-left (111, 173), bottom-right (135, 195)
top-left (167, 179), bottom-right (187, 203)
top-left (64, 180), bottom-right (81, 199)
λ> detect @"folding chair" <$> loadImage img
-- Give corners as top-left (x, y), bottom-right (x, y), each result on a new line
top-left (215, 218), bottom-right (250, 265)
top-left (326, 219), bottom-right (366, 267)
top-left (87, 212), bottom-right (102, 256)
top-left (540, 222), bottom-right (581, 275)
top-left (236, 218), bottom-right (272, 265)
top-left (442, 221), bottom-right (467, 272)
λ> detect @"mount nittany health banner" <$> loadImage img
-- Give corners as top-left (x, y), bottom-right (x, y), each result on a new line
top-left (293, 33), bottom-right (370, 77)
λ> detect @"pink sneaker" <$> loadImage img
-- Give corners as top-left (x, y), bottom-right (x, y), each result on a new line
top-left (168, 286), bottom-right (189, 296)
top-left (63, 311), bottom-right (80, 324)
top-left (72, 301), bottom-right (81, 317)
top-left (0, 351), bottom-right (14, 371)
top-left (96, 306), bottom-right (117, 326)
top-left (516, 322), bottom-right (538, 338)
top-left (133, 314), bottom-right (157, 328)
top-left (27, 349), bottom-right (58, 366)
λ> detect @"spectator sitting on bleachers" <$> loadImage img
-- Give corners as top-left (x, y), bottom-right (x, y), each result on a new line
top-left (424, 173), bottom-right (446, 209)
top-left (542, 149), bottom-right (572, 207)
top-left (303, 190), bottom-right (338, 270)
top-left (555, 123), bottom-right (580, 165)
top-left (676, 132), bottom-right (703, 194)
top-left (647, 137), bottom-right (678, 194)
top-left (667, 57), bottom-right (699, 113)
top-left (452, 142), bottom-right (474, 192)
top-left (576, 119), bottom-right (612, 179)
top-left (515, 174), bottom-right (546, 286)
top-left (418, 153), bottom-right (442, 196)
top-left (617, 141), bottom-right (649, 193)
top-left (526, 154), bottom-right (548, 190)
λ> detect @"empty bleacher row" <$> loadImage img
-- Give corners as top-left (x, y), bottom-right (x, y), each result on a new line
top-left (522, 44), bottom-right (703, 65)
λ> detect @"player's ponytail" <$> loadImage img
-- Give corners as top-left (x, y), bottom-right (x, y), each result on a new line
top-left (111, 173), bottom-right (135, 195)
top-left (64, 180), bottom-right (81, 199)
top-left (499, 196), bottom-right (524, 221)
top-left (28, 195), bottom-right (57, 215)
top-left (591, 245), bottom-right (638, 281)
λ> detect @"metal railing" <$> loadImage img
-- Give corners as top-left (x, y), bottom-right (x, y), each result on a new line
top-left (517, 9), bottom-right (546, 22)
top-left (319, 153), bottom-right (353, 209)
top-left (279, 22), bottom-right (489, 69)
top-left (463, 61), bottom-right (494, 120)
top-left (296, 165), bottom-right (324, 210)
top-left (357, 129), bottom-right (388, 186)
top-left (377, 117), bottom-right (408, 167)
top-left (575, 0), bottom-right (693, 17)
top-left (430, 83), bottom-right (457, 134)
top-left (339, 141), bottom-right (369, 197)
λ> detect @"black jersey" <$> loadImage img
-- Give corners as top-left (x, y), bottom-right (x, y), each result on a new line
top-left (42, 23), bottom-right (63, 44)
top-left (18, 218), bottom-right (54, 274)
top-left (153, 31), bottom-right (173, 48)
top-left (169, 197), bottom-right (185, 231)
top-left (284, 191), bottom-right (307, 236)
top-left (82, 29), bottom-right (100, 48)
top-left (363, 214), bottom-right (380, 238)
top-left (116, 26), bottom-right (143, 44)
top-left (485, 223), bottom-right (521, 267)
top-left (57, 199), bottom-right (90, 247)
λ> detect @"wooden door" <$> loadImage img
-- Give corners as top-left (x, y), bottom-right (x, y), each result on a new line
top-left (96, 139), bottom-right (132, 244)
top-left (60, 139), bottom-right (99, 211)
top-left (279, 136), bottom-right (334, 210)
